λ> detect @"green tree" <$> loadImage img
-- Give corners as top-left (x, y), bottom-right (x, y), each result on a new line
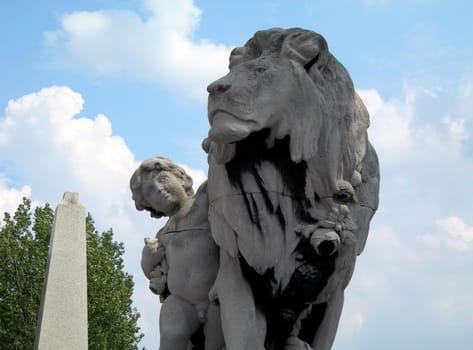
top-left (0, 198), bottom-right (143, 349)
top-left (0, 198), bottom-right (47, 349)
top-left (86, 214), bottom-right (143, 348)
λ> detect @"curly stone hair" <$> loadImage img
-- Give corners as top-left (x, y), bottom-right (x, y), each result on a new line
top-left (130, 157), bottom-right (194, 213)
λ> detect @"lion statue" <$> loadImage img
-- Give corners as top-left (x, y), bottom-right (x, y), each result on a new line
top-left (204, 28), bottom-right (379, 350)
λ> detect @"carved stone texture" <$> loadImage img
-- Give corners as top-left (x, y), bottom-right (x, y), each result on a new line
top-left (34, 192), bottom-right (88, 350)
top-left (205, 28), bottom-right (379, 350)
top-left (130, 157), bottom-right (224, 350)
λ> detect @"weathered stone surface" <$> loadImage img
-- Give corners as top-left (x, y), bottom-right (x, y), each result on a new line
top-left (34, 192), bottom-right (87, 350)
top-left (131, 158), bottom-right (224, 350)
top-left (133, 27), bottom-right (379, 350)
top-left (204, 28), bottom-right (379, 350)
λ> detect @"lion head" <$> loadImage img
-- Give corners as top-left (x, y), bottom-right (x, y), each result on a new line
top-left (206, 28), bottom-right (370, 198)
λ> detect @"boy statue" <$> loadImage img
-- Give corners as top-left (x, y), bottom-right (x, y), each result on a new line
top-left (130, 157), bottom-right (223, 350)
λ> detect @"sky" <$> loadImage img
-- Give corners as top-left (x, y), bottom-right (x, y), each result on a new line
top-left (1, 0), bottom-right (472, 349)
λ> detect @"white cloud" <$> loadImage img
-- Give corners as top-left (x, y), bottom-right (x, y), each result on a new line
top-left (45, 0), bottom-right (232, 99)
top-left (359, 85), bottom-right (442, 162)
top-left (0, 175), bottom-right (32, 216)
top-left (437, 216), bottom-right (473, 252)
top-left (440, 78), bottom-right (473, 149)
top-left (358, 89), bottom-right (415, 162)
top-left (0, 86), bottom-right (137, 234)
top-left (362, 79), bottom-right (473, 233)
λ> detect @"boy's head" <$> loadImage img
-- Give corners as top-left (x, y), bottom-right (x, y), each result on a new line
top-left (130, 157), bottom-right (194, 218)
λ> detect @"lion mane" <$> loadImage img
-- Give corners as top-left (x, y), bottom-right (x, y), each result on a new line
top-left (205, 28), bottom-right (379, 349)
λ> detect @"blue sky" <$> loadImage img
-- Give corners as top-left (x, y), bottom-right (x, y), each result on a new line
top-left (1, 1), bottom-right (473, 349)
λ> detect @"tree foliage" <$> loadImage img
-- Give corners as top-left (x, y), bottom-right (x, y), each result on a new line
top-left (0, 198), bottom-right (143, 349)
top-left (86, 214), bottom-right (143, 348)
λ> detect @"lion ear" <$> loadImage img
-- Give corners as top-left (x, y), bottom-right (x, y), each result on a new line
top-left (281, 29), bottom-right (329, 71)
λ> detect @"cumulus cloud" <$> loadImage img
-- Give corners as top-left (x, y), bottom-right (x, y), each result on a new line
top-left (359, 83), bottom-right (473, 162)
top-left (0, 86), bottom-right (138, 234)
top-left (45, 0), bottom-right (232, 99)
top-left (358, 82), bottom-right (472, 220)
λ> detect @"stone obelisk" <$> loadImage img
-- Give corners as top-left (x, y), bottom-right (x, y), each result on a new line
top-left (34, 192), bottom-right (88, 350)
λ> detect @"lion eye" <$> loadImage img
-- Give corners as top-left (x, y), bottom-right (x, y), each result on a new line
top-left (254, 67), bottom-right (266, 74)
top-left (157, 174), bottom-right (170, 182)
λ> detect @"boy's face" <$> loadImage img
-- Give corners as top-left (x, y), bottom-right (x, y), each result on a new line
top-left (137, 169), bottom-right (189, 218)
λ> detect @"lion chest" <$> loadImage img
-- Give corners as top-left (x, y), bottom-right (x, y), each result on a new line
top-left (208, 155), bottom-right (308, 283)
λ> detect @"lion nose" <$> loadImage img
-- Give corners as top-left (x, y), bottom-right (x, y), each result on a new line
top-left (207, 78), bottom-right (231, 94)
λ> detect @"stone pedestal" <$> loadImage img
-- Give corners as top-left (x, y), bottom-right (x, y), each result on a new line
top-left (34, 192), bottom-right (88, 350)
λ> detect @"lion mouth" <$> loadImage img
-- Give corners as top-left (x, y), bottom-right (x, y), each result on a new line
top-left (208, 109), bottom-right (260, 144)
top-left (208, 109), bottom-right (239, 125)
